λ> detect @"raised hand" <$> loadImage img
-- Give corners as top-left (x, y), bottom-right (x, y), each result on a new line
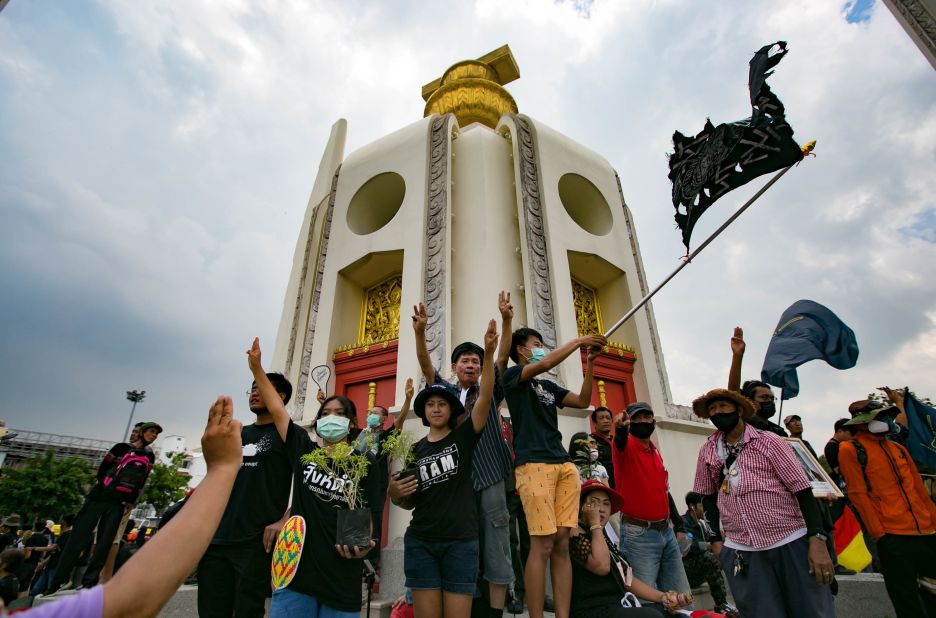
top-left (614, 412), bottom-right (630, 429)
top-left (202, 396), bottom-right (243, 473)
top-left (411, 303), bottom-right (428, 333)
top-left (730, 327), bottom-right (745, 357)
top-left (247, 337), bottom-right (262, 372)
top-left (498, 290), bottom-right (513, 320)
top-left (405, 377), bottom-right (414, 399)
top-left (484, 319), bottom-right (498, 352)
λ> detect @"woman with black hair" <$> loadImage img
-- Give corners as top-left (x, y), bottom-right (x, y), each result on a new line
top-left (246, 339), bottom-right (377, 618)
top-left (389, 320), bottom-right (498, 618)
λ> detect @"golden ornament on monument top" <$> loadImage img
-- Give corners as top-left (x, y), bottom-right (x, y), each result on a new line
top-left (422, 45), bottom-right (520, 129)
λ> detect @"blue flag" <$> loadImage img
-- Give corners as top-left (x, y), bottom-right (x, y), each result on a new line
top-left (760, 300), bottom-right (859, 399)
top-left (903, 391), bottom-right (936, 471)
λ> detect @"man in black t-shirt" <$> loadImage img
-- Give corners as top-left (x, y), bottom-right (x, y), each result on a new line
top-left (44, 424), bottom-right (160, 596)
top-left (17, 520), bottom-right (50, 593)
top-left (196, 338), bottom-right (295, 618)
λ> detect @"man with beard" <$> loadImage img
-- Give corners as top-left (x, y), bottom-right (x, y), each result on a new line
top-left (726, 327), bottom-right (787, 436)
top-left (196, 339), bottom-right (296, 618)
top-left (692, 384), bottom-right (835, 618)
top-left (612, 403), bottom-right (692, 606)
top-left (43, 423), bottom-right (162, 595)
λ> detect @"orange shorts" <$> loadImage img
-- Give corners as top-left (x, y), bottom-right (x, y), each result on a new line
top-left (515, 462), bottom-right (581, 536)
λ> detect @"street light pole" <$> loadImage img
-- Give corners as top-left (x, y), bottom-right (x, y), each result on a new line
top-left (123, 389), bottom-right (146, 442)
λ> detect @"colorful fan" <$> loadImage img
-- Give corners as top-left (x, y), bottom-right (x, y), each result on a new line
top-left (271, 515), bottom-right (306, 590)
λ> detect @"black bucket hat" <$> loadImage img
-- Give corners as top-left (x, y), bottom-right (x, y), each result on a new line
top-left (414, 384), bottom-right (465, 427)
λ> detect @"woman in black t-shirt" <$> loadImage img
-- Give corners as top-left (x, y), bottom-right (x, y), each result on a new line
top-left (389, 320), bottom-right (498, 618)
top-left (570, 480), bottom-right (687, 618)
top-left (267, 393), bottom-right (378, 618)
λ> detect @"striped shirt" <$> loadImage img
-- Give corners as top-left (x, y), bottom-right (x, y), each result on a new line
top-left (434, 373), bottom-right (513, 491)
top-left (694, 423), bottom-right (811, 549)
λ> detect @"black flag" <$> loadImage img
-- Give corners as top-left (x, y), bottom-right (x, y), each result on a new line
top-left (668, 42), bottom-right (804, 250)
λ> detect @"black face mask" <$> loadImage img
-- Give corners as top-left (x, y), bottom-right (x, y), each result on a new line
top-left (629, 422), bottom-right (655, 439)
top-left (758, 400), bottom-right (777, 419)
top-left (711, 412), bottom-right (740, 433)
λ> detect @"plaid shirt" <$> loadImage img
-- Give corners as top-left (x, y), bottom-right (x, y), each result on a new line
top-left (694, 423), bottom-right (811, 549)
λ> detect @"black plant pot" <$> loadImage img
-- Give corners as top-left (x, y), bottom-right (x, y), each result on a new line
top-left (396, 467), bottom-right (421, 491)
top-left (336, 508), bottom-right (372, 549)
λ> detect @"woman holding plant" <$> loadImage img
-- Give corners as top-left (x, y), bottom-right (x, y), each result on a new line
top-left (389, 319), bottom-right (499, 618)
top-left (250, 348), bottom-right (378, 618)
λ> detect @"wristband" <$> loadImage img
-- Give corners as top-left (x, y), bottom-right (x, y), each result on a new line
top-left (589, 524), bottom-right (602, 531)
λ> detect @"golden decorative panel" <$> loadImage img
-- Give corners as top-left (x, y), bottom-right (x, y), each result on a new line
top-left (572, 278), bottom-right (603, 336)
top-left (359, 275), bottom-right (403, 346)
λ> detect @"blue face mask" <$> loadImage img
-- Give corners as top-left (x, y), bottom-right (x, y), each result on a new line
top-left (317, 415), bottom-right (350, 442)
top-left (367, 413), bottom-right (382, 429)
top-left (527, 346), bottom-right (547, 363)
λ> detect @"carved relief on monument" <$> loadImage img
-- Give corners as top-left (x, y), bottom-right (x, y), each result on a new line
top-left (572, 278), bottom-right (603, 337)
top-left (360, 275), bottom-right (403, 346)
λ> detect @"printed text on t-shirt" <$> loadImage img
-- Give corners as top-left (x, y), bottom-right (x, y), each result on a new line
top-left (416, 443), bottom-right (460, 488)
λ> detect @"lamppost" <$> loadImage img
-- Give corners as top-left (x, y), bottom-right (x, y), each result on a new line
top-left (123, 390), bottom-right (146, 442)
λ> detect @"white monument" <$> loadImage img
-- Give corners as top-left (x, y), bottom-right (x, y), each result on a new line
top-left (272, 45), bottom-right (711, 550)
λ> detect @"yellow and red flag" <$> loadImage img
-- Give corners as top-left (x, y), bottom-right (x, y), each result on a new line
top-left (833, 507), bottom-right (871, 573)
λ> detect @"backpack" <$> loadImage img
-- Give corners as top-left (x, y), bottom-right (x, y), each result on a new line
top-left (103, 449), bottom-right (153, 498)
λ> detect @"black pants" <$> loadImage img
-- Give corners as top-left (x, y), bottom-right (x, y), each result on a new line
top-left (507, 491), bottom-right (530, 600)
top-left (720, 536), bottom-right (835, 618)
top-left (197, 539), bottom-right (271, 617)
top-left (682, 550), bottom-right (728, 606)
top-left (877, 533), bottom-right (936, 618)
top-left (48, 498), bottom-right (124, 591)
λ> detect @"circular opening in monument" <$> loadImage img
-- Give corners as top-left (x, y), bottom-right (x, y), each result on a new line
top-left (347, 172), bottom-right (406, 235)
top-left (557, 173), bottom-right (613, 236)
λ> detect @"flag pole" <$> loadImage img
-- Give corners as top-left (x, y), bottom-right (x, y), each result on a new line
top-left (603, 162), bottom-right (798, 339)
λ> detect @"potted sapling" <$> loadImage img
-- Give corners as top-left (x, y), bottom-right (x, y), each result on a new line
top-left (302, 441), bottom-right (373, 548)
top-left (382, 428), bottom-right (419, 489)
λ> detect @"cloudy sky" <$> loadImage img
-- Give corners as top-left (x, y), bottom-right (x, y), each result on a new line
top-left (1, 0), bottom-right (934, 453)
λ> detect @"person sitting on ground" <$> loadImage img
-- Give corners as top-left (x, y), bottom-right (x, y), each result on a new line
top-left (726, 327), bottom-right (787, 436)
top-left (18, 520), bottom-right (50, 598)
top-left (680, 492), bottom-right (735, 616)
top-left (389, 319), bottom-right (499, 618)
top-left (23, 394), bottom-right (244, 617)
top-left (0, 549), bottom-right (23, 608)
top-left (568, 432), bottom-right (610, 486)
top-left (503, 326), bottom-right (606, 618)
top-left (570, 480), bottom-right (690, 618)
top-left (30, 514), bottom-right (75, 597)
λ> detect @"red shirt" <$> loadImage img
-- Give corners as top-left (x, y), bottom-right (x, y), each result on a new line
top-left (612, 431), bottom-right (670, 521)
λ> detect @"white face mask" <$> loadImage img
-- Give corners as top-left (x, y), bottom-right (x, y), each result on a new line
top-left (868, 420), bottom-right (890, 434)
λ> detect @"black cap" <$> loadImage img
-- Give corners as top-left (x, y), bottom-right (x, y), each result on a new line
top-left (626, 402), bottom-right (654, 418)
top-left (451, 341), bottom-right (484, 365)
top-left (414, 384), bottom-right (465, 424)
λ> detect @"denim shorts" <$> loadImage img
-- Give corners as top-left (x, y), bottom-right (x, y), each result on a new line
top-left (269, 588), bottom-right (360, 618)
top-left (404, 534), bottom-right (479, 594)
top-left (479, 480), bottom-right (514, 585)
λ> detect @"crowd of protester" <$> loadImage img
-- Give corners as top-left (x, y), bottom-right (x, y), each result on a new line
top-left (2, 296), bottom-right (936, 618)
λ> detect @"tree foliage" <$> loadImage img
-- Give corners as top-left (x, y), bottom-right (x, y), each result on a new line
top-left (0, 450), bottom-right (95, 522)
top-left (139, 452), bottom-right (190, 515)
